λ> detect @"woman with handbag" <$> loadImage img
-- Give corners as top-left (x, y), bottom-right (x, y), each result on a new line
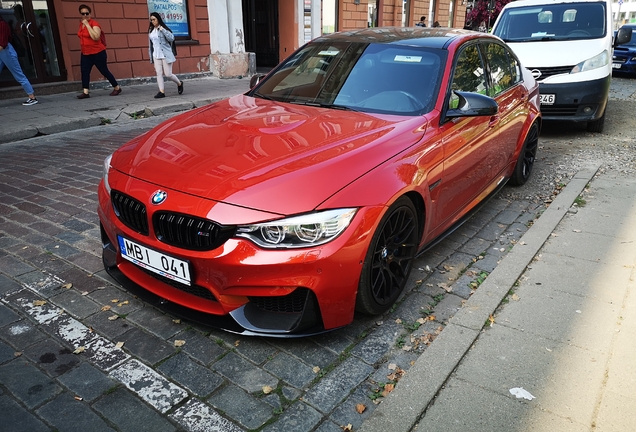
top-left (148, 13), bottom-right (183, 98)
top-left (76, 4), bottom-right (121, 99)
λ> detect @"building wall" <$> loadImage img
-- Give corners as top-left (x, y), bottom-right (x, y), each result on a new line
top-left (279, 0), bottom-right (299, 63)
top-left (54, 0), bottom-right (212, 84)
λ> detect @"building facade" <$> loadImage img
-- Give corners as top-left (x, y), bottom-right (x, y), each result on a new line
top-left (0, 0), bottom-right (467, 91)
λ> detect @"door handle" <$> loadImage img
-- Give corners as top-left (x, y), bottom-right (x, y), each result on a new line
top-left (489, 115), bottom-right (499, 128)
top-left (26, 22), bottom-right (35, 37)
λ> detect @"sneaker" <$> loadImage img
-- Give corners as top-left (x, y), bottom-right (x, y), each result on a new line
top-left (178, 81), bottom-right (184, 95)
top-left (77, 93), bottom-right (90, 99)
top-left (110, 88), bottom-right (122, 96)
top-left (154, 92), bottom-right (165, 99)
top-left (23, 97), bottom-right (38, 106)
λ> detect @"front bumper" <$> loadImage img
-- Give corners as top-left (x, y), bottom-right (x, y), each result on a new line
top-left (538, 75), bottom-right (610, 122)
top-left (98, 177), bottom-right (383, 337)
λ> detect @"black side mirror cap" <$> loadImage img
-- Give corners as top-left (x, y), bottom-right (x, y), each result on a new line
top-left (446, 91), bottom-right (498, 118)
top-left (249, 74), bottom-right (267, 89)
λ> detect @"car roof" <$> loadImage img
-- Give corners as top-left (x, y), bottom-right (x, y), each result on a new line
top-left (313, 27), bottom-right (494, 50)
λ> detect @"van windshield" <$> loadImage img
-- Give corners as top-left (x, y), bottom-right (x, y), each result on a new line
top-left (493, 2), bottom-right (606, 42)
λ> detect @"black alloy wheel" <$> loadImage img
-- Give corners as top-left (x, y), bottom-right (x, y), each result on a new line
top-left (509, 122), bottom-right (539, 186)
top-left (356, 197), bottom-right (419, 315)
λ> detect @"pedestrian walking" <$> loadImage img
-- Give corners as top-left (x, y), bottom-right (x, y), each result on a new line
top-left (416, 16), bottom-right (426, 27)
top-left (0, 15), bottom-right (38, 105)
top-left (148, 12), bottom-right (183, 99)
top-left (76, 4), bottom-right (121, 99)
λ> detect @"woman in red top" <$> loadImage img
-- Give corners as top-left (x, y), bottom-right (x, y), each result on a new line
top-left (77, 4), bottom-right (121, 99)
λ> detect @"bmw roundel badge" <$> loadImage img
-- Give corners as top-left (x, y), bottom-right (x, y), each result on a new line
top-left (151, 190), bottom-right (168, 205)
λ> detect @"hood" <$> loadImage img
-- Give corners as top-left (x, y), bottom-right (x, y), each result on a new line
top-left (112, 95), bottom-right (427, 215)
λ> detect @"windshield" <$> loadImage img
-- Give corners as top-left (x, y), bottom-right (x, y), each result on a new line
top-left (493, 2), bottom-right (606, 42)
top-left (249, 40), bottom-right (445, 116)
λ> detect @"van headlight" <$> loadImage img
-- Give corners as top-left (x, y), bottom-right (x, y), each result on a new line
top-left (571, 50), bottom-right (609, 73)
top-left (236, 208), bottom-right (357, 248)
top-left (102, 154), bottom-right (113, 193)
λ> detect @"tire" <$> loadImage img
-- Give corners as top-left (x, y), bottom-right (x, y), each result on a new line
top-left (355, 197), bottom-right (419, 315)
top-left (586, 110), bottom-right (605, 133)
top-left (509, 122), bottom-right (539, 186)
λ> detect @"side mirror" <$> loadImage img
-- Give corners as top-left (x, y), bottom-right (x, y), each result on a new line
top-left (615, 26), bottom-right (632, 48)
top-left (446, 91), bottom-right (498, 118)
top-left (249, 73), bottom-right (267, 89)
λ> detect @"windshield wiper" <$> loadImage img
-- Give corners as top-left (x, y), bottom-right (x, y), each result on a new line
top-left (252, 91), bottom-right (276, 101)
top-left (289, 101), bottom-right (359, 111)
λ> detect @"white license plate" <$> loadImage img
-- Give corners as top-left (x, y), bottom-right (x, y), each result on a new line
top-left (540, 94), bottom-right (555, 105)
top-left (612, 63), bottom-right (622, 69)
top-left (118, 236), bottom-right (191, 285)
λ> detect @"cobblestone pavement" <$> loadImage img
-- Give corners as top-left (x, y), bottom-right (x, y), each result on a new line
top-left (0, 116), bottom-right (545, 431)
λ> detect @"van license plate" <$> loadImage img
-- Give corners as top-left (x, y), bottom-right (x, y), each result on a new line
top-left (612, 63), bottom-right (622, 69)
top-left (540, 94), bottom-right (555, 105)
top-left (118, 236), bottom-right (191, 285)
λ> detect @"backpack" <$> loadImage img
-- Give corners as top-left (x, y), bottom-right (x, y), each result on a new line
top-left (100, 29), bottom-right (107, 47)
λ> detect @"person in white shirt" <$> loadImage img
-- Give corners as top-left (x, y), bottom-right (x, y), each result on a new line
top-left (148, 12), bottom-right (183, 98)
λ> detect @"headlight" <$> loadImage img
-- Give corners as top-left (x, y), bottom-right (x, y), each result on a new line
top-left (571, 50), bottom-right (608, 73)
top-left (103, 154), bottom-right (113, 194)
top-left (236, 208), bottom-right (357, 249)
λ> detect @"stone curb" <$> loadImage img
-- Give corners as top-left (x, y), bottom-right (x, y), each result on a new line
top-left (359, 164), bottom-right (601, 432)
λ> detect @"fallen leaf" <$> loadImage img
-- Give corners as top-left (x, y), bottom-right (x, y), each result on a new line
top-left (356, 403), bottom-right (366, 414)
top-left (388, 363), bottom-right (397, 371)
top-left (108, 315), bottom-right (119, 321)
top-left (313, 366), bottom-right (321, 374)
top-left (14, 352), bottom-right (22, 357)
top-left (342, 424), bottom-right (353, 432)
top-left (402, 345), bottom-right (412, 351)
top-left (427, 315), bottom-right (435, 321)
top-left (33, 300), bottom-right (47, 307)
top-left (395, 318), bottom-right (402, 324)
top-left (382, 383), bottom-right (395, 396)
top-left (101, 305), bottom-right (111, 311)
top-left (262, 385), bottom-right (273, 394)
top-left (375, 321), bottom-right (383, 326)
top-left (73, 346), bottom-right (85, 354)
top-left (488, 314), bottom-right (495, 326)
top-left (173, 319), bottom-right (181, 324)
top-left (174, 340), bottom-right (186, 347)
top-left (234, 340), bottom-right (240, 347)
top-left (443, 265), bottom-right (454, 271)
top-left (81, 291), bottom-right (89, 296)
top-left (573, 229), bottom-right (582, 233)
top-left (111, 299), bottom-right (119, 303)
top-left (416, 318), bottom-right (426, 324)
top-left (62, 283), bottom-right (73, 289)
top-left (511, 294), bottom-right (520, 301)
top-left (115, 342), bottom-right (124, 349)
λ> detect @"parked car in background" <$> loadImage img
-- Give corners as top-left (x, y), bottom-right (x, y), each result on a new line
top-left (492, 0), bottom-right (632, 133)
top-left (613, 24), bottom-right (636, 76)
top-left (98, 27), bottom-right (541, 337)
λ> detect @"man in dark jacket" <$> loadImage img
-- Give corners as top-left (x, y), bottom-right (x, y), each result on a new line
top-left (0, 14), bottom-right (38, 105)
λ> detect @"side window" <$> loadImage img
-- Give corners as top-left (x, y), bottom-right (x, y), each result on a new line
top-left (483, 42), bottom-right (516, 97)
top-left (449, 44), bottom-right (487, 109)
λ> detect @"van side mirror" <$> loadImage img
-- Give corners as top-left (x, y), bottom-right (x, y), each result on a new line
top-left (250, 74), bottom-right (267, 89)
top-left (615, 26), bottom-right (632, 48)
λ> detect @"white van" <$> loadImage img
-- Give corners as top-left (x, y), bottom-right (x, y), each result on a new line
top-left (492, 0), bottom-right (631, 132)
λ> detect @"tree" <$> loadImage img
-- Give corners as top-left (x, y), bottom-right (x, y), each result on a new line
top-left (466, 0), bottom-right (512, 31)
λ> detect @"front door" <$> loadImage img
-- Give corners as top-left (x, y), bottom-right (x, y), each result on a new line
top-left (0, 0), bottom-right (66, 88)
top-left (242, 0), bottom-right (279, 67)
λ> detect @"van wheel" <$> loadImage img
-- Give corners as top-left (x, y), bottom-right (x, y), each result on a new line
top-left (587, 111), bottom-right (605, 133)
top-left (355, 197), bottom-right (419, 315)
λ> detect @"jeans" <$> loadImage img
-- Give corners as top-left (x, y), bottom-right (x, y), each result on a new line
top-left (0, 43), bottom-right (34, 95)
top-left (80, 50), bottom-right (118, 90)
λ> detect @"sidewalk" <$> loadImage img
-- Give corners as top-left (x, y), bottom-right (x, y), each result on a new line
top-left (361, 169), bottom-right (636, 432)
top-left (0, 76), bottom-right (251, 144)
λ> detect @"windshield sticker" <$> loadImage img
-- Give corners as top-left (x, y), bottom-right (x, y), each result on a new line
top-left (394, 55), bottom-right (422, 63)
top-left (318, 50), bottom-right (340, 56)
